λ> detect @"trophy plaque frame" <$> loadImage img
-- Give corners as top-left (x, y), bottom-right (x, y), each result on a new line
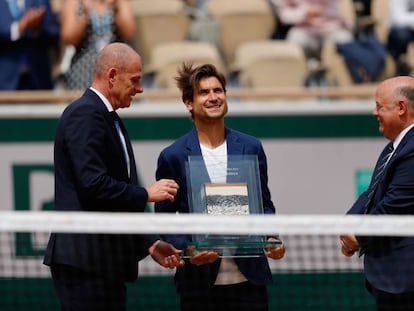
top-left (184, 154), bottom-right (277, 257)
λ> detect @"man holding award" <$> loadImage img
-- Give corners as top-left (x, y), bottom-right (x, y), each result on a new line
top-left (155, 62), bottom-right (285, 311)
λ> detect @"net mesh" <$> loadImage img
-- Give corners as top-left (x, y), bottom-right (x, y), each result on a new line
top-left (1, 211), bottom-right (413, 311)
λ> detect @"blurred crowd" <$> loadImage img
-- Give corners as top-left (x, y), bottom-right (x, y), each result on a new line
top-left (1, 0), bottom-right (412, 91)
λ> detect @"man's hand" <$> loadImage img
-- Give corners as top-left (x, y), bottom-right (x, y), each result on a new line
top-left (19, 6), bottom-right (46, 33)
top-left (186, 245), bottom-right (219, 266)
top-left (146, 179), bottom-right (179, 203)
top-left (148, 240), bottom-right (184, 268)
top-left (265, 237), bottom-right (286, 260)
top-left (339, 234), bottom-right (359, 257)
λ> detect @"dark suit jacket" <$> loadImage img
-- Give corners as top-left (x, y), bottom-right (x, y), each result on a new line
top-left (155, 127), bottom-right (274, 294)
top-left (0, 0), bottom-right (59, 90)
top-left (347, 127), bottom-right (414, 294)
top-left (43, 89), bottom-right (157, 282)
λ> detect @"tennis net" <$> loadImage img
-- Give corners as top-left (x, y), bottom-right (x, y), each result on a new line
top-left (1, 211), bottom-right (414, 311)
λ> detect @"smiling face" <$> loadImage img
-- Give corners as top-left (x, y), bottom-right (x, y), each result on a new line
top-left (372, 76), bottom-right (414, 141)
top-left (185, 76), bottom-right (227, 123)
top-left (373, 98), bottom-right (400, 141)
top-left (373, 79), bottom-right (408, 141)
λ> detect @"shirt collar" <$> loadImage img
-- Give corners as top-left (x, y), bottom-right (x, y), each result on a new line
top-left (393, 123), bottom-right (414, 150)
top-left (90, 87), bottom-right (114, 112)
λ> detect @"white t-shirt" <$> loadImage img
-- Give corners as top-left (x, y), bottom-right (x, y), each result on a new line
top-left (200, 141), bottom-right (248, 285)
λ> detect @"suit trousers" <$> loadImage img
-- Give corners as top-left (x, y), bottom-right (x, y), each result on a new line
top-left (51, 264), bottom-right (127, 311)
top-left (180, 281), bottom-right (268, 311)
top-left (367, 280), bottom-right (414, 311)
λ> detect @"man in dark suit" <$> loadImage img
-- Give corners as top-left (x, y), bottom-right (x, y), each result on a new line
top-left (43, 42), bottom-right (184, 311)
top-left (154, 63), bottom-right (286, 311)
top-left (340, 76), bottom-right (414, 311)
top-left (0, 0), bottom-right (60, 90)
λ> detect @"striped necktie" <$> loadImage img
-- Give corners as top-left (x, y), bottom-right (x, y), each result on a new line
top-left (365, 142), bottom-right (394, 211)
top-left (359, 142), bottom-right (394, 256)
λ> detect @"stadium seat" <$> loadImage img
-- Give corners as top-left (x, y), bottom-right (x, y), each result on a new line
top-left (205, 0), bottom-right (276, 66)
top-left (232, 40), bottom-right (308, 88)
top-left (130, 0), bottom-right (191, 66)
top-left (371, 0), bottom-right (389, 43)
top-left (145, 41), bottom-right (224, 89)
top-left (338, 0), bottom-right (357, 30)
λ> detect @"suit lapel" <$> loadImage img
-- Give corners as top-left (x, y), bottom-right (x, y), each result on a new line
top-left (226, 128), bottom-right (244, 156)
top-left (185, 128), bottom-right (210, 182)
top-left (84, 89), bottom-right (136, 183)
top-left (369, 127), bottom-right (414, 212)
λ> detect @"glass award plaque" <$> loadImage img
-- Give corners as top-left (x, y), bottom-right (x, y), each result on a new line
top-left (184, 154), bottom-right (277, 258)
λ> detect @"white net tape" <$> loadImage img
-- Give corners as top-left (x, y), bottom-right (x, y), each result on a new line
top-left (0, 211), bottom-right (413, 236)
top-left (2, 211), bottom-right (413, 278)
top-left (0, 208), bottom-right (407, 311)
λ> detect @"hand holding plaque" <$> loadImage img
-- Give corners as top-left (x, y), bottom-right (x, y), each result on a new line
top-left (265, 237), bottom-right (286, 260)
top-left (186, 245), bottom-right (219, 266)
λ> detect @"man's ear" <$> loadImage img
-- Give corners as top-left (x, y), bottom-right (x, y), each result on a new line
top-left (398, 99), bottom-right (408, 116)
top-left (108, 68), bottom-right (117, 84)
top-left (183, 99), bottom-right (193, 111)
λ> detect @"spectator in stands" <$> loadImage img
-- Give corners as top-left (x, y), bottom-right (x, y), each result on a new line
top-left (353, 0), bottom-right (371, 17)
top-left (0, 0), bottom-right (60, 90)
top-left (271, 0), bottom-right (353, 64)
top-left (387, 0), bottom-right (414, 76)
top-left (60, 0), bottom-right (135, 90)
top-left (340, 76), bottom-right (414, 311)
top-left (43, 42), bottom-right (184, 311)
top-left (155, 62), bottom-right (285, 311)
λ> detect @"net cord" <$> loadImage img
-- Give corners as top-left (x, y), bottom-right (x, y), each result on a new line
top-left (0, 211), bottom-right (413, 236)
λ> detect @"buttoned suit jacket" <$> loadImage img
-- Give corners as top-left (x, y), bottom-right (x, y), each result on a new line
top-left (155, 127), bottom-right (274, 294)
top-left (43, 89), bottom-right (157, 282)
top-left (347, 127), bottom-right (414, 294)
top-left (0, 0), bottom-right (59, 90)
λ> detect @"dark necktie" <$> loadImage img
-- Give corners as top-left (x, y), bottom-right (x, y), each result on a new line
top-left (364, 142), bottom-right (394, 211)
top-left (110, 111), bottom-right (130, 176)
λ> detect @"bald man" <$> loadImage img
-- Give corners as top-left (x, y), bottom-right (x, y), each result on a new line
top-left (340, 76), bottom-right (414, 311)
top-left (43, 43), bottom-right (184, 311)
